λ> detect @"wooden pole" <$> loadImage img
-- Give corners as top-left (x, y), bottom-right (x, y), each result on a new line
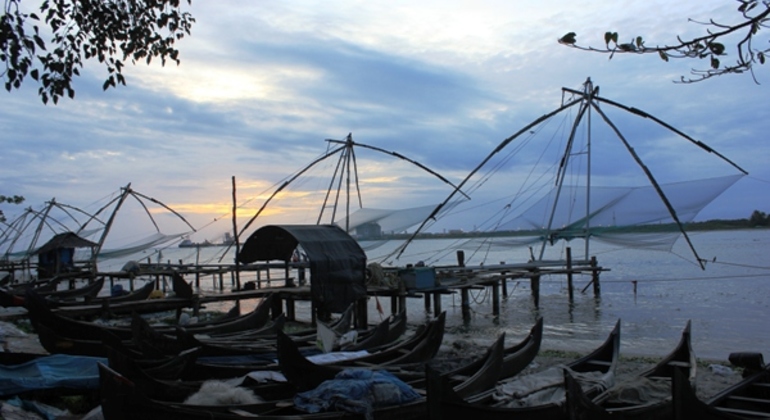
top-left (566, 247), bottom-right (574, 302)
top-left (530, 268), bottom-right (540, 308)
top-left (591, 256), bottom-right (601, 296)
top-left (232, 176), bottom-right (241, 290)
top-left (195, 248), bottom-right (201, 288)
top-left (461, 288), bottom-right (471, 322)
top-left (500, 262), bottom-right (508, 297)
top-left (492, 281), bottom-right (500, 317)
top-left (433, 292), bottom-right (442, 315)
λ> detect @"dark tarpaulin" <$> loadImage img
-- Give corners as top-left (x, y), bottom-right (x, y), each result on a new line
top-left (238, 225), bottom-right (366, 314)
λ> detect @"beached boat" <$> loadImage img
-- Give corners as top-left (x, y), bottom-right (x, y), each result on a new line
top-left (184, 311), bottom-right (440, 382)
top-left (426, 318), bottom-right (620, 420)
top-left (0, 277), bottom-right (104, 307)
top-left (26, 289), bottom-right (272, 343)
top-left (97, 322), bottom-right (502, 420)
top-left (401, 316), bottom-right (542, 391)
top-left (672, 353), bottom-right (769, 420)
top-left (564, 320), bottom-right (695, 420)
top-left (134, 313), bottom-right (287, 358)
top-left (29, 293), bottom-right (275, 358)
top-left (277, 312), bottom-right (446, 391)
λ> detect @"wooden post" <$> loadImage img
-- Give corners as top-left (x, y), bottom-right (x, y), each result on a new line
top-left (231, 176), bottom-right (242, 292)
top-left (310, 300), bottom-right (317, 327)
top-left (286, 295), bottom-right (296, 321)
top-left (500, 262), bottom-right (508, 297)
top-left (492, 281), bottom-right (500, 317)
top-left (356, 298), bottom-right (368, 329)
top-left (591, 256), bottom-right (601, 296)
top-left (284, 262), bottom-right (294, 287)
top-left (461, 288), bottom-right (471, 322)
top-left (566, 247), bottom-right (574, 302)
top-left (433, 292), bottom-right (442, 315)
top-left (424, 292), bottom-right (432, 313)
top-left (271, 295), bottom-right (283, 320)
top-left (530, 269), bottom-right (540, 308)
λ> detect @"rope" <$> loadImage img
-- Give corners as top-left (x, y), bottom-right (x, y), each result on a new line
top-left (469, 287), bottom-right (488, 304)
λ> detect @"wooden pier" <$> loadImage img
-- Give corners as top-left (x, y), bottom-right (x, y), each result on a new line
top-left (3, 248), bottom-right (605, 328)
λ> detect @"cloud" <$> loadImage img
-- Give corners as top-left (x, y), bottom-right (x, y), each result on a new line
top-left (1, 0), bottom-right (767, 244)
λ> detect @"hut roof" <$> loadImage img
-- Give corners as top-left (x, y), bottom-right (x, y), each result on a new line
top-left (35, 232), bottom-right (98, 255)
top-left (238, 224), bottom-right (367, 313)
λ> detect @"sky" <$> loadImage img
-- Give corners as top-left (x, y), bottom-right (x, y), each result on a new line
top-left (1, 0), bottom-right (769, 249)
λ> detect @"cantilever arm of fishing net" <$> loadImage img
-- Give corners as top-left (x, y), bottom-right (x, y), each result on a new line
top-left (569, 89), bottom-right (749, 176)
top-left (393, 96), bottom-right (585, 261)
top-left (589, 102), bottom-right (707, 269)
top-left (347, 142), bottom-right (472, 200)
top-left (129, 190), bottom-right (197, 234)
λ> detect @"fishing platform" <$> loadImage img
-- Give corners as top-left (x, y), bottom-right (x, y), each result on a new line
top-left (59, 246), bottom-right (605, 328)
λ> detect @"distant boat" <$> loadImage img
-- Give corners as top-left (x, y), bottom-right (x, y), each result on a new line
top-left (178, 239), bottom-right (215, 248)
top-left (179, 233), bottom-right (233, 248)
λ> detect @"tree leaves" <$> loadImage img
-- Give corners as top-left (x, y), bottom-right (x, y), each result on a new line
top-left (558, 1), bottom-right (770, 83)
top-left (604, 32), bottom-right (618, 46)
top-left (1, 0), bottom-right (196, 104)
top-left (559, 32), bottom-right (577, 45)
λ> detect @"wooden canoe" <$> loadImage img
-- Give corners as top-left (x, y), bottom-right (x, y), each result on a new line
top-left (277, 312), bottom-right (446, 391)
top-left (180, 311), bottom-right (437, 381)
top-left (672, 355), bottom-right (770, 420)
top-left (1, 277), bottom-right (104, 307)
top-left (426, 318), bottom-right (621, 420)
top-left (564, 320), bottom-right (695, 420)
top-left (25, 290), bottom-right (274, 342)
top-left (97, 320), bottom-right (502, 420)
top-left (411, 316), bottom-right (542, 392)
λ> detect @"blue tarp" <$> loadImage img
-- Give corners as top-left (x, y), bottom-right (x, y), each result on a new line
top-left (0, 354), bottom-right (105, 396)
top-left (294, 369), bottom-right (421, 420)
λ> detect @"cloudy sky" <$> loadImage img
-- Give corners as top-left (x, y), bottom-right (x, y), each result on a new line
top-left (2, 0), bottom-right (768, 247)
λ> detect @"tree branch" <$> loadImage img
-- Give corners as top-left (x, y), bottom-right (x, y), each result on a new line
top-left (559, 0), bottom-right (770, 83)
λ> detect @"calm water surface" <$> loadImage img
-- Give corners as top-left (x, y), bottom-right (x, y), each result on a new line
top-left (395, 229), bottom-right (770, 361)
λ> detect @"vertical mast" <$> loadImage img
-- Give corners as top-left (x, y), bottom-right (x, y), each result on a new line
top-left (584, 78), bottom-right (593, 260)
top-left (538, 85), bottom-right (591, 261)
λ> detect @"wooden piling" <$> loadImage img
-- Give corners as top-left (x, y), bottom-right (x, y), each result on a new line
top-left (286, 296), bottom-right (296, 321)
top-left (566, 247), bottom-right (574, 302)
top-left (356, 298), bottom-right (368, 329)
top-left (591, 256), bottom-right (601, 296)
top-left (461, 288), bottom-right (471, 321)
top-left (530, 269), bottom-right (540, 308)
top-left (492, 281), bottom-right (500, 316)
top-left (433, 292), bottom-right (442, 315)
top-left (500, 262), bottom-right (508, 297)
